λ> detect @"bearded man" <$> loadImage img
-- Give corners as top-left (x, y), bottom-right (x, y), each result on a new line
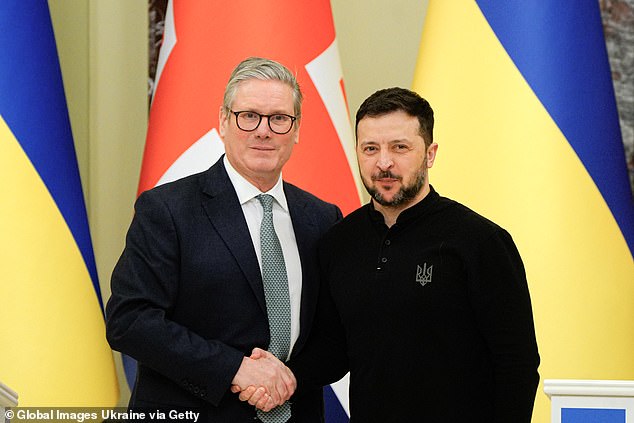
top-left (241, 87), bottom-right (540, 423)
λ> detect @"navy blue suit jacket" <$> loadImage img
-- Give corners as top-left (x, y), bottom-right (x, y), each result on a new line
top-left (106, 157), bottom-right (342, 422)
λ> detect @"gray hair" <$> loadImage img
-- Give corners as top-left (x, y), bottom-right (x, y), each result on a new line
top-left (223, 57), bottom-right (303, 116)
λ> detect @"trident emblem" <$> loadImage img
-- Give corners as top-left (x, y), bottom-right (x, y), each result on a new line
top-left (416, 263), bottom-right (433, 286)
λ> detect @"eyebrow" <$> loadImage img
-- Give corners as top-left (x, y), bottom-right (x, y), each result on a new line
top-left (359, 138), bottom-right (413, 145)
top-left (231, 103), bottom-right (295, 114)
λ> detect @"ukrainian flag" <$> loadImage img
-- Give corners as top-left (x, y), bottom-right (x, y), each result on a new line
top-left (413, 1), bottom-right (634, 422)
top-left (0, 1), bottom-right (118, 405)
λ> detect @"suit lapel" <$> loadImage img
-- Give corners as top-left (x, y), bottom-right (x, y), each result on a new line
top-left (198, 162), bottom-right (324, 349)
top-left (285, 184), bottom-right (321, 354)
top-left (200, 159), bottom-right (266, 313)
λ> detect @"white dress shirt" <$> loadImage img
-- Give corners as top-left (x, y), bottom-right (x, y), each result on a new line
top-left (223, 156), bottom-right (302, 357)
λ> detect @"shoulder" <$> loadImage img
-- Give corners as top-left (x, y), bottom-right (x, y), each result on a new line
top-left (434, 195), bottom-right (522, 260)
top-left (435, 194), bottom-right (506, 237)
top-left (138, 171), bottom-right (205, 204)
top-left (321, 204), bottom-right (371, 242)
top-left (283, 181), bottom-right (342, 219)
top-left (133, 167), bottom-right (223, 223)
top-left (137, 158), bottom-right (229, 206)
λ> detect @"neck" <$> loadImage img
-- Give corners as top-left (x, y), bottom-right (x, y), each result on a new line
top-left (373, 204), bottom-right (400, 228)
top-left (373, 183), bottom-right (431, 228)
top-left (224, 155), bottom-right (281, 193)
top-left (249, 177), bottom-right (278, 193)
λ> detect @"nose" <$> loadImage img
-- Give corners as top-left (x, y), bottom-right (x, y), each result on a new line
top-left (253, 116), bottom-right (272, 138)
top-left (377, 151), bottom-right (394, 171)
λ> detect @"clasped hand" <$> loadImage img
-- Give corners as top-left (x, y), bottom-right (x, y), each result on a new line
top-left (231, 348), bottom-right (296, 412)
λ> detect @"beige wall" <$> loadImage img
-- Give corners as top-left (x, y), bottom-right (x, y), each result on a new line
top-left (49, 0), bottom-right (147, 294)
top-left (332, 0), bottom-right (428, 121)
top-left (48, 0), bottom-right (428, 403)
top-left (49, 0), bottom-right (148, 402)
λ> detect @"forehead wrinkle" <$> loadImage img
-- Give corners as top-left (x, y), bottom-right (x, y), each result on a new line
top-left (232, 80), bottom-right (294, 115)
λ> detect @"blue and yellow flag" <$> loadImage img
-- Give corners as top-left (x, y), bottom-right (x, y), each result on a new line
top-left (413, 1), bottom-right (634, 422)
top-left (0, 1), bottom-right (118, 405)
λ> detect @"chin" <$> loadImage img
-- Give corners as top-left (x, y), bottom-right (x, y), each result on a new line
top-left (246, 157), bottom-right (278, 170)
top-left (377, 190), bottom-right (398, 201)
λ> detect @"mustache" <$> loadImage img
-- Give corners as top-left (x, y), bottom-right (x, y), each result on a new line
top-left (371, 171), bottom-right (402, 181)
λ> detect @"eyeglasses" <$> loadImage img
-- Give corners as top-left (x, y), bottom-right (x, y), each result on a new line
top-left (230, 110), bottom-right (297, 135)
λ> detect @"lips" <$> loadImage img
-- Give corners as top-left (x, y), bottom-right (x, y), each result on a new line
top-left (250, 145), bottom-right (276, 151)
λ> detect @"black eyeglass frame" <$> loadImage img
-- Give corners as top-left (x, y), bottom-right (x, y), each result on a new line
top-left (229, 109), bottom-right (298, 135)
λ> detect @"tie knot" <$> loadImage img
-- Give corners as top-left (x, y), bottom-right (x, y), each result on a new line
top-left (257, 194), bottom-right (274, 213)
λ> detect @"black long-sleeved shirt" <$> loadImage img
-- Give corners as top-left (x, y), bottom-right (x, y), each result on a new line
top-left (290, 187), bottom-right (540, 422)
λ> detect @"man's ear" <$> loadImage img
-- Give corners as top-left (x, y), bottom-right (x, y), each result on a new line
top-left (426, 142), bottom-right (439, 168)
top-left (292, 118), bottom-right (300, 144)
top-left (218, 106), bottom-right (228, 139)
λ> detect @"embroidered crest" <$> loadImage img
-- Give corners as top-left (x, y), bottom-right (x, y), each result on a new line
top-left (416, 263), bottom-right (433, 286)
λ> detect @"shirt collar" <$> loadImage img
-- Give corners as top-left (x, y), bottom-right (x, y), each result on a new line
top-left (367, 185), bottom-right (440, 226)
top-left (223, 155), bottom-right (289, 211)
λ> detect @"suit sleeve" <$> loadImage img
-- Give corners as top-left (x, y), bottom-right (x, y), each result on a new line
top-left (105, 190), bottom-right (244, 406)
top-left (469, 230), bottom-right (540, 423)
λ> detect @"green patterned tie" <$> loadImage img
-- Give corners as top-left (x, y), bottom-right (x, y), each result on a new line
top-left (256, 194), bottom-right (292, 423)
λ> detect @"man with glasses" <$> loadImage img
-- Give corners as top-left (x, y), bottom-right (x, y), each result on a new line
top-left (106, 57), bottom-right (342, 422)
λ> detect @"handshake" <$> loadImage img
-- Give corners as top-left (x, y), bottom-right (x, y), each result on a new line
top-left (230, 348), bottom-right (297, 412)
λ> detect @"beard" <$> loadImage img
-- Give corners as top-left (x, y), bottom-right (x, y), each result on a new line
top-left (363, 167), bottom-right (426, 208)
